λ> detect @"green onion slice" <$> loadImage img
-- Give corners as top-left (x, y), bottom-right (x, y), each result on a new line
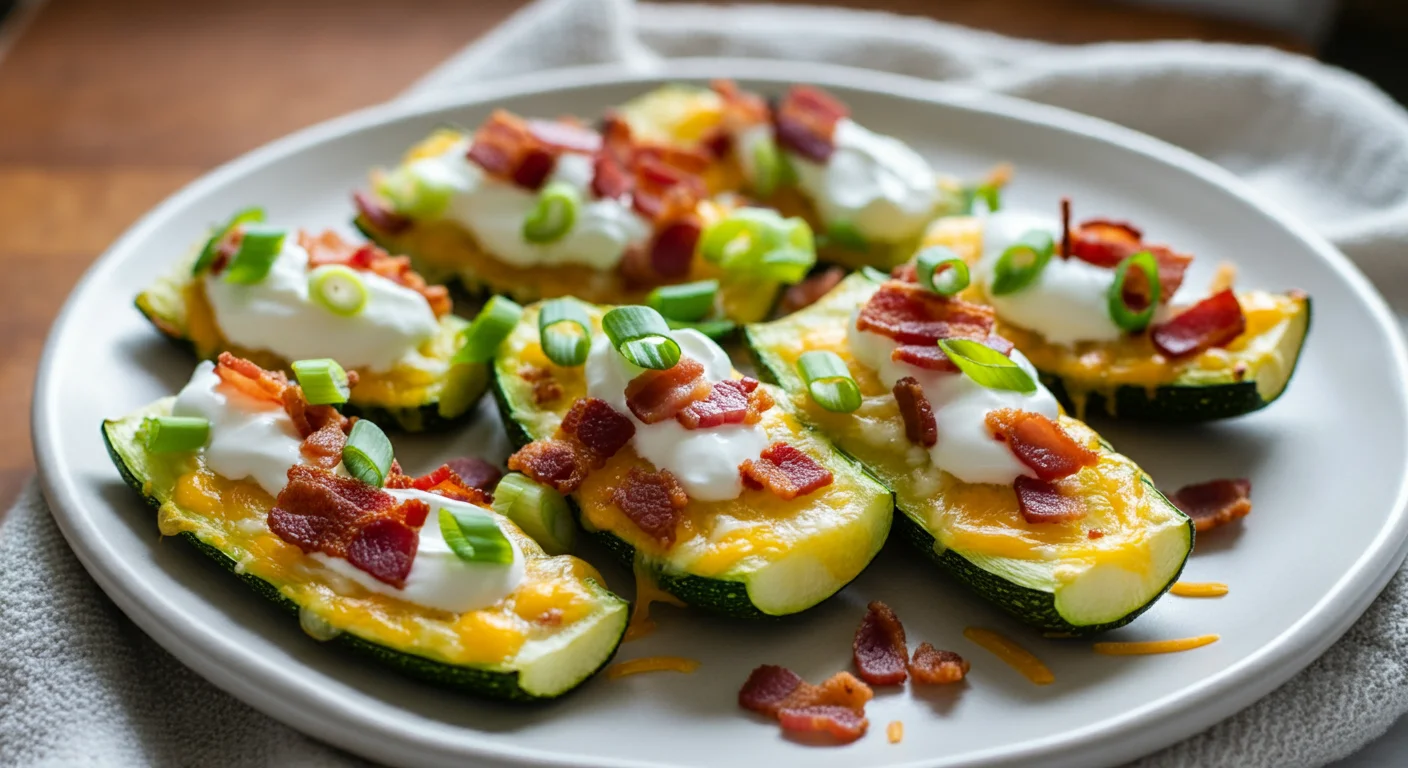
top-left (861, 266), bottom-right (891, 283)
top-left (453, 295), bottom-right (524, 364)
top-left (308, 266), bottom-right (369, 316)
top-left (538, 298), bottom-right (592, 367)
top-left (699, 208), bottom-right (815, 284)
top-left (439, 507), bottom-right (515, 565)
top-left (824, 220), bottom-right (869, 252)
top-left (665, 318), bottom-right (736, 340)
top-left (989, 229), bottom-right (1054, 296)
top-left (192, 206), bottom-right (266, 275)
top-left (915, 246), bottom-right (971, 296)
top-left (750, 135), bottom-right (794, 199)
top-left (601, 305), bottom-right (680, 370)
top-left (291, 358), bottom-right (351, 405)
top-left (375, 162), bottom-right (459, 218)
top-left (648, 279), bottom-right (718, 323)
top-left (937, 339), bottom-right (1036, 394)
top-left (142, 416), bottom-right (210, 454)
top-left (971, 182), bottom-right (1002, 214)
top-left (1107, 250), bottom-right (1161, 332)
top-left (522, 181), bottom-right (580, 244)
top-left (222, 226), bottom-right (287, 285)
top-left (342, 420), bottom-right (394, 487)
top-left (491, 472), bottom-right (575, 556)
top-left (797, 350), bottom-right (862, 413)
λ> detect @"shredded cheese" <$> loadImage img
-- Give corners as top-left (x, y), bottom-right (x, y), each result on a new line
top-left (963, 627), bottom-right (1054, 685)
top-left (606, 656), bottom-right (701, 679)
top-left (1170, 581), bottom-right (1229, 598)
top-left (1208, 262), bottom-right (1238, 294)
top-left (624, 564), bottom-right (686, 642)
top-left (887, 720), bottom-right (904, 744)
top-left (1093, 634), bottom-right (1220, 656)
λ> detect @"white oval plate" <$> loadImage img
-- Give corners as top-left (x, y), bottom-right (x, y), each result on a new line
top-left (33, 59), bottom-right (1408, 768)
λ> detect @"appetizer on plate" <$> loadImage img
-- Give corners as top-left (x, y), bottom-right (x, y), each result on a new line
top-left (102, 354), bottom-right (628, 700)
top-left (488, 299), bottom-right (893, 618)
top-left (915, 204), bottom-right (1311, 420)
top-left (136, 209), bottom-right (485, 431)
top-left (746, 272), bottom-right (1193, 633)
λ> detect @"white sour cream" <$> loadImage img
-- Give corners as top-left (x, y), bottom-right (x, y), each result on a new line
top-left (173, 361), bottom-right (306, 496)
top-left (312, 489), bottom-right (525, 614)
top-left (790, 119), bottom-right (938, 244)
top-left (203, 237), bottom-right (439, 372)
top-left (847, 319), bottom-right (1061, 486)
top-left (584, 329), bottom-right (768, 502)
top-left (975, 211), bottom-right (1125, 346)
top-left (408, 141), bottom-right (652, 271)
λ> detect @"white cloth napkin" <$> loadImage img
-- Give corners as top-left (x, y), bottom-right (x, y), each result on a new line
top-left (8, 0), bottom-right (1408, 765)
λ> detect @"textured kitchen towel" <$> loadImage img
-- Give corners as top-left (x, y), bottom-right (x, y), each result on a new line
top-left (9, 0), bottom-right (1408, 766)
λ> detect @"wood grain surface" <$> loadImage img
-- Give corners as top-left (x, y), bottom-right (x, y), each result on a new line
top-left (0, 0), bottom-right (1303, 513)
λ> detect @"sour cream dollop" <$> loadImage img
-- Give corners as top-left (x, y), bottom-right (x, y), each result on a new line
top-left (975, 211), bottom-right (1124, 346)
top-left (791, 119), bottom-right (938, 244)
top-left (848, 319), bottom-right (1061, 486)
top-left (584, 328), bottom-right (769, 502)
top-left (203, 237), bottom-right (439, 372)
top-left (173, 361), bottom-right (305, 496)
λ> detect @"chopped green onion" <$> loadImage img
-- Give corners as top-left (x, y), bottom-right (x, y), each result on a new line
top-left (797, 351), bottom-right (862, 413)
top-left (192, 206), bottom-right (265, 275)
top-left (538, 298), bottom-right (592, 367)
top-left (308, 266), bottom-right (369, 316)
top-left (375, 162), bottom-right (460, 218)
top-left (601, 305), bottom-right (680, 370)
top-left (648, 279), bottom-right (718, 323)
top-left (291, 358), bottom-right (351, 405)
top-left (1107, 250), bottom-right (1161, 332)
top-left (937, 339), bottom-right (1036, 394)
top-left (453, 296), bottom-right (524, 364)
top-left (522, 181), bottom-right (580, 244)
top-left (439, 507), bottom-right (515, 565)
top-left (974, 183), bottom-right (1002, 213)
top-left (222, 226), bottom-right (287, 285)
top-left (342, 420), bottom-right (394, 487)
top-left (915, 246), bottom-right (971, 296)
top-left (861, 266), bottom-right (891, 283)
top-left (142, 416), bottom-right (209, 454)
top-left (750, 136), bottom-right (794, 199)
top-left (989, 229), bottom-right (1054, 296)
top-left (665, 318), bottom-right (736, 340)
top-left (699, 208), bottom-right (815, 284)
top-left (824, 220), bottom-right (869, 252)
top-left (492, 472), bottom-right (575, 556)
top-left (757, 248), bottom-right (815, 284)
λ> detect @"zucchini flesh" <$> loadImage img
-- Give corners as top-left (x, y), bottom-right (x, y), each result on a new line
top-left (745, 273), bottom-right (1193, 633)
top-left (491, 301), bottom-right (894, 618)
top-left (103, 400), bottom-right (627, 700)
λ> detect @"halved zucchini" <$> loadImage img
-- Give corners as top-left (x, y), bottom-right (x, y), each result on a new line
top-left (103, 399), bottom-right (628, 700)
top-left (746, 273), bottom-right (1193, 633)
top-left (491, 300), bottom-right (893, 618)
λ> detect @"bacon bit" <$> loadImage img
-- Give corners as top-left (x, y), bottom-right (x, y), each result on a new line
top-left (909, 643), bottom-right (969, 685)
top-left (299, 422), bottom-right (347, 470)
top-left (519, 365), bottom-right (563, 405)
top-left (893, 377), bottom-right (938, 448)
top-left (632, 157), bottom-right (708, 223)
top-left (353, 190), bottom-right (411, 235)
top-left (385, 464), bottom-right (489, 505)
top-left (624, 357), bottom-right (710, 424)
top-left (297, 230), bottom-right (451, 317)
top-left (444, 457), bottom-right (502, 495)
top-left (739, 666), bottom-right (872, 744)
top-left (507, 439), bottom-right (591, 494)
top-left (1151, 289), bottom-right (1247, 358)
top-left (526, 119), bottom-right (602, 154)
top-left (857, 281), bottom-right (996, 346)
top-left (345, 517), bottom-right (419, 588)
top-left (773, 85), bottom-right (849, 163)
top-left (648, 217), bottom-right (702, 278)
top-left (778, 706), bottom-right (868, 743)
top-left (740, 443), bottom-right (834, 500)
top-left (215, 352), bottom-right (288, 404)
top-left (1013, 476), bottom-right (1087, 524)
top-left (677, 377), bottom-right (772, 429)
top-left (778, 267), bottom-right (845, 316)
top-left (985, 409), bottom-right (1098, 481)
top-left (711, 79), bottom-right (771, 131)
top-left (1088, 529), bottom-right (1105, 540)
top-left (1168, 478), bottom-right (1251, 533)
top-left (561, 397), bottom-right (636, 460)
top-left (891, 335), bottom-right (1014, 373)
top-left (591, 152), bottom-right (634, 200)
top-left (853, 601), bottom-right (909, 685)
top-left (1059, 197), bottom-right (1072, 261)
top-left (1067, 217), bottom-right (1192, 301)
top-left (611, 467), bottom-right (689, 544)
top-left (467, 110), bottom-right (558, 190)
top-left (739, 665), bottom-right (805, 714)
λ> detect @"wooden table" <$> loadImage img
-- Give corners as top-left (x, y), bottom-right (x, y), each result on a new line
top-left (0, 0), bottom-right (1303, 513)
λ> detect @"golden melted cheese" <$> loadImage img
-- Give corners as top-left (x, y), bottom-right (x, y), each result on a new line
top-left (1093, 634), bottom-right (1220, 655)
top-left (963, 627), bottom-right (1054, 685)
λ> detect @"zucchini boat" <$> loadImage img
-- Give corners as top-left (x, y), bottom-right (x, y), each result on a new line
top-left (353, 86), bottom-right (817, 324)
top-left (746, 273), bottom-right (1193, 633)
top-left (103, 355), bottom-right (627, 700)
top-left (917, 210), bottom-right (1311, 421)
top-left (491, 300), bottom-right (892, 618)
top-left (137, 212), bottom-right (486, 431)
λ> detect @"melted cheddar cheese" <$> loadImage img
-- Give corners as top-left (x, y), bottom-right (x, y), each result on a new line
top-left (963, 627), bottom-right (1054, 685)
top-left (605, 656), bottom-right (701, 679)
top-left (1093, 634), bottom-right (1220, 655)
top-left (1169, 582), bottom-right (1229, 598)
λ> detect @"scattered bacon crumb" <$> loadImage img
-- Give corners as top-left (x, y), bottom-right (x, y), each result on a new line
top-left (890, 335), bottom-right (1013, 373)
top-left (1168, 478), bottom-right (1252, 533)
top-left (611, 467), bottom-right (689, 544)
top-left (385, 463), bottom-right (490, 505)
top-left (739, 665), bottom-right (872, 744)
top-left (353, 190), bottom-right (411, 235)
top-left (893, 377), bottom-right (938, 448)
top-left (624, 357), bottom-right (710, 424)
top-left (985, 409), bottom-right (1098, 481)
top-left (677, 377), bottom-right (772, 429)
top-left (778, 706), bottom-right (868, 743)
top-left (778, 267), bottom-right (845, 316)
top-left (773, 85), bottom-right (849, 163)
top-left (909, 643), bottom-right (969, 685)
top-left (1013, 476), bottom-right (1087, 524)
top-left (507, 439), bottom-right (591, 494)
top-left (1066, 215), bottom-right (1192, 301)
top-left (711, 79), bottom-right (771, 133)
top-left (853, 601), bottom-right (909, 685)
top-left (1151, 289), bottom-right (1247, 359)
top-left (518, 365), bottom-right (563, 405)
top-left (647, 216), bottom-right (702, 278)
top-left (467, 109), bottom-right (559, 190)
top-left (857, 281), bottom-right (997, 346)
top-left (444, 457), bottom-right (502, 495)
top-left (561, 397), bottom-right (636, 460)
top-left (215, 352), bottom-right (288, 404)
top-left (740, 443), bottom-right (834, 500)
top-left (298, 422), bottom-right (348, 470)
top-left (526, 119), bottom-right (602, 154)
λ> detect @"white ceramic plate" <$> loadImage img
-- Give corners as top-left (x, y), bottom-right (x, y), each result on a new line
top-left (32, 60), bottom-right (1408, 768)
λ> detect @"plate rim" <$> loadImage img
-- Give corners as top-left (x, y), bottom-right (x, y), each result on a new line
top-left (31, 57), bottom-right (1408, 768)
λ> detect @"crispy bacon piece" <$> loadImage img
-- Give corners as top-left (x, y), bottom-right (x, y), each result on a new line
top-left (611, 467), bottom-right (689, 544)
top-left (624, 357), bottom-right (710, 424)
top-left (740, 443), bottom-right (834, 500)
top-left (467, 109), bottom-right (557, 190)
top-left (739, 666), bottom-right (872, 743)
top-left (561, 397), bottom-right (636, 460)
top-left (893, 377), bottom-right (938, 448)
top-left (527, 119), bottom-right (602, 154)
top-left (591, 152), bottom-right (634, 200)
top-left (518, 365), bottom-right (562, 405)
top-left (297, 230), bottom-right (451, 317)
top-left (648, 217), bottom-right (702, 278)
top-left (299, 422), bottom-right (348, 470)
top-left (632, 157), bottom-right (708, 223)
top-left (385, 464), bottom-right (490, 505)
top-left (777, 706), bottom-right (868, 743)
top-left (1013, 476), bottom-right (1087, 524)
top-left (739, 665), bottom-right (805, 714)
top-left (857, 281), bottom-right (996, 346)
top-left (1168, 478), bottom-right (1252, 533)
top-left (677, 377), bottom-right (772, 429)
top-left (778, 267), bottom-right (845, 316)
top-left (215, 352), bottom-right (288, 404)
top-left (507, 439), bottom-right (591, 494)
top-left (773, 85), bottom-right (850, 163)
top-left (909, 643), bottom-right (969, 685)
top-left (444, 457), bottom-right (503, 495)
top-left (891, 335), bottom-right (1015, 373)
top-left (1067, 218), bottom-right (1192, 302)
top-left (711, 79), bottom-right (771, 131)
top-left (986, 409), bottom-right (1098, 481)
top-left (853, 601), bottom-right (909, 686)
top-left (345, 517), bottom-right (420, 588)
top-left (353, 190), bottom-right (411, 235)
top-left (1151, 289), bottom-right (1247, 359)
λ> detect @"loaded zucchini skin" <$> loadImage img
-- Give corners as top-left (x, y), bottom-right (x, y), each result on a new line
top-left (745, 273), bottom-right (1193, 634)
top-left (102, 402), bottom-right (628, 700)
top-left (491, 302), bottom-right (894, 619)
